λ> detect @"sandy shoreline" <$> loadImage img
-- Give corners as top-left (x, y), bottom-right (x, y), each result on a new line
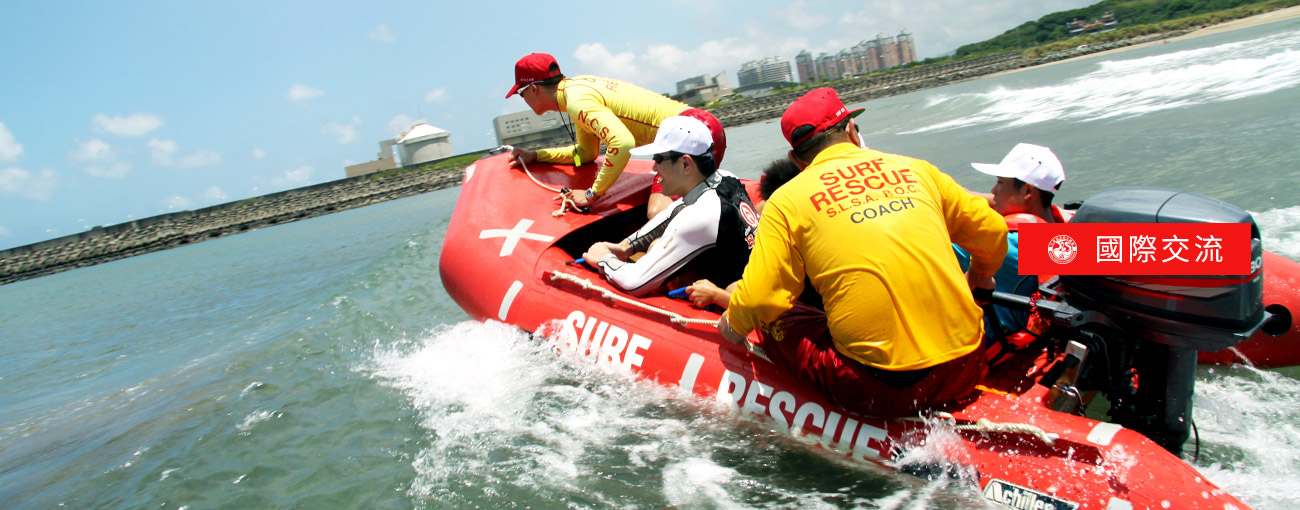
top-left (1032, 5), bottom-right (1300, 68)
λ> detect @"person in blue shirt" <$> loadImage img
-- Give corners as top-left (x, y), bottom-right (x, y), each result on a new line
top-left (956, 143), bottom-right (1067, 341)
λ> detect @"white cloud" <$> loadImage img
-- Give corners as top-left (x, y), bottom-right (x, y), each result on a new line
top-left (573, 43), bottom-right (640, 83)
top-left (92, 113), bottom-right (163, 137)
top-left (72, 138), bottom-right (113, 161)
top-left (179, 150), bottom-right (222, 168)
top-left (288, 84), bottom-right (323, 101)
top-left (165, 195), bottom-right (193, 210)
top-left (147, 138), bottom-right (178, 165)
top-left (85, 162), bottom-right (130, 179)
top-left (204, 186), bottom-right (228, 201)
top-left (643, 44), bottom-right (690, 71)
top-left (322, 116), bottom-right (361, 144)
top-left (72, 138), bottom-right (129, 178)
top-left (0, 224), bottom-right (10, 238)
top-left (369, 25), bottom-right (396, 43)
top-left (387, 114), bottom-right (417, 136)
top-left (0, 167), bottom-right (58, 200)
top-left (0, 122), bottom-right (22, 163)
top-left (272, 165), bottom-right (313, 188)
top-left (569, 38), bottom-right (764, 94)
top-left (148, 139), bottom-right (221, 168)
top-left (322, 121), bottom-right (357, 144)
top-left (424, 87), bottom-right (447, 103)
top-left (251, 148), bottom-right (266, 159)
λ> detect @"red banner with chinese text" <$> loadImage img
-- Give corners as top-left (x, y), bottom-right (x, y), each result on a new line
top-left (1018, 223), bottom-right (1252, 275)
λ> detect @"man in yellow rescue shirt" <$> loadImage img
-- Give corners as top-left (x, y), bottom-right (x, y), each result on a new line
top-left (719, 88), bottom-right (1008, 418)
top-left (505, 53), bottom-right (726, 217)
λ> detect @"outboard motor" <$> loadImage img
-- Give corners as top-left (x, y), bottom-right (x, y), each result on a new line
top-left (1058, 187), bottom-right (1267, 454)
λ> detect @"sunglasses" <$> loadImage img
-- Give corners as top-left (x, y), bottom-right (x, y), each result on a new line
top-left (652, 153), bottom-right (684, 164)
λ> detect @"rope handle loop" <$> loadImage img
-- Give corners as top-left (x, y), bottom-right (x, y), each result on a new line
top-left (499, 145), bottom-right (585, 217)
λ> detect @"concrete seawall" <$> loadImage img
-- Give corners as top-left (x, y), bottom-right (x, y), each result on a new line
top-left (0, 166), bottom-right (467, 285)
top-left (0, 39), bottom-right (1177, 286)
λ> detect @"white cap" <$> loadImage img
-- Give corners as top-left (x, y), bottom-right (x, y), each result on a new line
top-left (629, 116), bottom-right (714, 158)
top-left (971, 143), bottom-right (1065, 192)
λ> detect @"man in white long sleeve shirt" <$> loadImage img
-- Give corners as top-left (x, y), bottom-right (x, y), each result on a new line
top-left (582, 115), bottom-right (758, 296)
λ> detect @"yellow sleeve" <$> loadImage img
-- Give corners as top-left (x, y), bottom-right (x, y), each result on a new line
top-left (928, 164), bottom-right (1007, 280)
top-left (725, 197), bottom-right (805, 336)
top-left (535, 130), bottom-right (598, 168)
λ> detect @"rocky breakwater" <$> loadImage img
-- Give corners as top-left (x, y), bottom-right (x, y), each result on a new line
top-left (0, 163), bottom-right (469, 286)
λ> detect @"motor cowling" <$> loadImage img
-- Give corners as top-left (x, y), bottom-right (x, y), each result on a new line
top-left (1061, 187), bottom-right (1266, 351)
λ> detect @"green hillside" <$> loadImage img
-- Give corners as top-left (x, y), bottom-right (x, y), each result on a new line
top-left (955, 0), bottom-right (1300, 57)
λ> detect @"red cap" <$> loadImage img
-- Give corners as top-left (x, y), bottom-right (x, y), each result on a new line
top-left (506, 53), bottom-right (562, 98)
top-left (780, 87), bottom-right (864, 148)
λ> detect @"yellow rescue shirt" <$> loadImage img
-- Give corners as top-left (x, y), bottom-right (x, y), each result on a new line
top-left (535, 76), bottom-right (688, 195)
top-left (727, 143), bottom-right (1008, 371)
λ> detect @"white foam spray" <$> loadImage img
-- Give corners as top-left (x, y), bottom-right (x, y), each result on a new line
top-left (903, 30), bottom-right (1300, 134)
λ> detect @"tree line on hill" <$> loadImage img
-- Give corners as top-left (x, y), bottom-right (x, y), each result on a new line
top-left (954, 0), bottom-right (1300, 57)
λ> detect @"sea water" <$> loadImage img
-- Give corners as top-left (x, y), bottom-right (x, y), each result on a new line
top-left (2, 17), bottom-right (1299, 509)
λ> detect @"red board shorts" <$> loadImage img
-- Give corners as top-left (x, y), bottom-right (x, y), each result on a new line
top-left (651, 107), bottom-right (727, 196)
top-left (758, 303), bottom-right (988, 418)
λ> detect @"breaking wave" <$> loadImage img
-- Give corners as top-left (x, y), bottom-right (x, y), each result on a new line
top-left (904, 29), bottom-right (1300, 134)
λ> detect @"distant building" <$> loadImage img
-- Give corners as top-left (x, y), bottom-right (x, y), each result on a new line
top-left (344, 121), bottom-right (453, 177)
top-left (875, 34), bottom-right (900, 69)
top-left (394, 123), bottom-right (452, 166)
top-left (672, 72), bottom-right (733, 106)
top-left (896, 30), bottom-right (917, 65)
top-left (795, 51), bottom-right (815, 84)
top-left (345, 139), bottom-right (398, 177)
top-left (737, 57), bottom-right (794, 88)
top-left (493, 110), bottom-right (572, 150)
top-left (799, 30), bottom-right (918, 83)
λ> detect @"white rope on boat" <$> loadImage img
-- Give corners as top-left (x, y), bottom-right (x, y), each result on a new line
top-left (548, 271), bottom-right (773, 362)
top-left (917, 412), bottom-right (1059, 447)
top-left (550, 271), bottom-right (719, 327)
top-left (500, 145), bottom-right (582, 217)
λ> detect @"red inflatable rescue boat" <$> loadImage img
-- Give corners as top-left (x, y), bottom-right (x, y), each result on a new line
top-left (440, 151), bottom-right (1291, 509)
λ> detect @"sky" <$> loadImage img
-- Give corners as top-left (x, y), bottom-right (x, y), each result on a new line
top-left (0, 0), bottom-right (1096, 250)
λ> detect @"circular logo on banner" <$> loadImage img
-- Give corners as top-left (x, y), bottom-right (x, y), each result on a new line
top-left (739, 201), bottom-right (760, 228)
top-left (1047, 235), bottom-right (1078, 264)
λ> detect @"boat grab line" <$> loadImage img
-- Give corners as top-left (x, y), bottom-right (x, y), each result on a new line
top-left (550, 271), bottom-right (720, 327)
top-left (912, 412), bottom-right (1059, 447)
top-left (548, 271), bottom-right (772, 361)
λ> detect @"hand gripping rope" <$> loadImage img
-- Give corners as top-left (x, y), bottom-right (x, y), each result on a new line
top-left (548, 271), bottom-right (770, 361)
top-left (502, 145), bottom-right (586, 216)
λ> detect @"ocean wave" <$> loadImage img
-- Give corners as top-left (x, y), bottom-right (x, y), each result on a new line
top-left (1254, 206), bottom-right (1300, 261)
top-left (235, 409), bottom-right (279, 433)
top-left (903, 30), bottom-right (1300, 134)
top-left (1194, 364), bottom-right (1300, 510)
